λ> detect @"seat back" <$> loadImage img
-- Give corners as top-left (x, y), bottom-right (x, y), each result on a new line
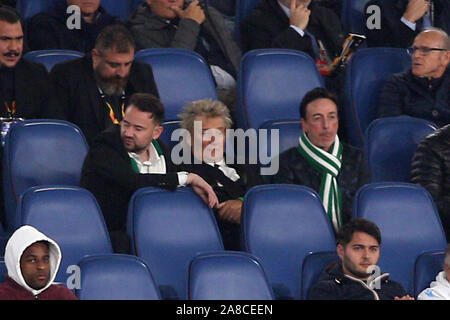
top-left (344, 48), bottom-right (411, 147)
top-left (18, 186), bottom-right (113, 283)
top-left (341, 0), bottom-right (371, 34)
top-left (242, 184), bottom-right (336, 299)
top-left (23, 50), bottom-right (84, 72)
top-left (365, 116), bottom-right (438, 182)
top-left (187, 251), bottom-right (275, 300)
top-left (413, 251), bottom-right (445, 298)
top-left (16, 0), bottom-right (66, 20)
top-left (99, 0), bottom-right (135, 20)
top-left (127, 187), bottom-right (224, 299)
top-left (237, 49), bottom-right (324, 130)
top-left (134, 48), bottom-right (218, 122)
top-left (301, 251), bottom-right (339, 300)
top-left (2, 120), bottom-right (89, 232)
top-left (353, 182), bottom-right (448, 293)
top-left (234, 0), bottom-right (262, 47)
top-left (77, 254), bottom-right (161, 300)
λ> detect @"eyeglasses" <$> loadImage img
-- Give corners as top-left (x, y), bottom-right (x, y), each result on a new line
top-left (407, 46), bottom-right (448, 55)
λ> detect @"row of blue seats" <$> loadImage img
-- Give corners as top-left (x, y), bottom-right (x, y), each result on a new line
top-left (23, 46), bottom-right (413, 150)
top-left (0, 182), bottom-right (447, 299)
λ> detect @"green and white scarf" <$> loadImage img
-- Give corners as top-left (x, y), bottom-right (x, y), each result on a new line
top-left (297, 132), bottom-right (343, 232)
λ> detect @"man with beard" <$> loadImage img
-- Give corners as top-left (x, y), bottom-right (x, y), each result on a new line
top-left (308, 218), bottom-right (413, 300)
top-left (27, 0), bottom-right (121, 53)
top-left (0, 7), bottom-right (60, 120)
top-left (50, 23), bottom-right (159, 145)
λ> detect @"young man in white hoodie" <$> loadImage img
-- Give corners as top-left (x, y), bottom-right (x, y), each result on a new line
top-left (0, 225), bottom-right (78, 300)
top-left (418, 244), bottom-right (450, 300)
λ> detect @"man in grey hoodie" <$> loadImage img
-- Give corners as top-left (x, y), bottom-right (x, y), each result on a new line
top-left (0, 225), bottom-right (78, 300)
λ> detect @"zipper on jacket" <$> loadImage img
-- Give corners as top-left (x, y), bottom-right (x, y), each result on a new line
top-left (343, 273), bottom-right (390, 300)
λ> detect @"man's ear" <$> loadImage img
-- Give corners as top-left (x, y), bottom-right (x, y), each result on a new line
top-left (153, 124), bottom-right (164, 140)
top-left (337, 244), bottom-right (344, 261)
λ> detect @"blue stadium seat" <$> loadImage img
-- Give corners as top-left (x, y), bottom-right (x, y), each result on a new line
top-left (234, 0), bottom-right (262, 47)
top-left (134, 48), bottom-right (218, 122)
top-left (131, 0), bottom-right (145, 12)
top-left (100, 0), bottom-right (135, 20)
top-left (301, 251), bottom-right (339, 300)
top-left (353, 182), bottom-right (448, 294)
top-left (237, 49), bottom-right (324, 131)
top-left (76, 254), bottom-right (161, 300)
top-left (127, 187), bottom-right (224, 299)
top-left (16, 0), bottom-right (66, 20)
top-left (341, 0), bottom-right (371, 35)
top-left (2, 120), bottom-right (89, 232)
top-left (413, 251), bottom-right (445, 299)
top-left (344, 47), bottom-right (411, 147)
top-left (18, 186), bottom-right (113, 283)
top-left (0, 257), bottom-right (6, 283)
top-left (160, 120), bottom-right (182, 150)
top-left (365, 116), bottom-right (438, 182)
top-left (187, 251), bottom-right (275, 300)
top-left (242, 184), bottom-right (336, 299)
top-left (23, 50), bottom-right (84, 72)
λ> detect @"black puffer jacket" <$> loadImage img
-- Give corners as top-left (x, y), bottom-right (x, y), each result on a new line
top-left (308, 262), bottom-right (407, 300)
top-left (272, 142), bottom-right (370, 224)
top-left (410, 124), bottom-right (450, 241)
top-left (378, 68), bottom-right (450, 127)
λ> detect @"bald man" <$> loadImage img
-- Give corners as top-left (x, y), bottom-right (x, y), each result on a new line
top-left (377, 28), bottom-right (450, 127)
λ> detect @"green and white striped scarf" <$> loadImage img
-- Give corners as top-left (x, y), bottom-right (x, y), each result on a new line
top-left (297, 132), bottom-right (343, 232)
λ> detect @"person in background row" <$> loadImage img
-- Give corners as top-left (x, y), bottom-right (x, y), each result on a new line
top-left (377, 28), bottom-right (450, 127)
top-left (50, 24), bottom-right (159, 145)
top-left (418, 244), bottom-right (450, 300)
top-left (0, 225), bottom-right (78, 300)
top-left (27, 0), bottom-right (122, 53)
top-left (309, 218), bottom-right (413, 300)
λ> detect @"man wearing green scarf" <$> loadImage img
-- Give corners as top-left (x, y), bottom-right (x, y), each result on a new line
top-left (272, 87), bottom-right (369, 232)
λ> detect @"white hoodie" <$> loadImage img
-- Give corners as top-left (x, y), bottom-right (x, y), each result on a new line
top-left (4, 225), bottom-right (62, 297)
top-left (418, 271), bottom-right (450, 300)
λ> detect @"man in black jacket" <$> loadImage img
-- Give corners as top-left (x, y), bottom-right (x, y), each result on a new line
top-left (410, 124), bottom-right (450, 241)
top-left (50, 24), bottom-right (159, 145)
top-left (27, 0), bottom-right (121, 53)
top-left (272, 88), bottom-right (369, 232)
top-left (81, 93), bottom-right (218, 253)
top-left (0, 7), bottom-right (60, 120)
top-left (365, 0), bottom-right (450, 48)
top-left (309, 218), bottom-right (413, 300)
top-left (377, 28), bottom-right (450, 127)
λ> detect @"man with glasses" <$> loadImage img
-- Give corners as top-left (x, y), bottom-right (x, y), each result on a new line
top-left (377, 28), bottom-right (450, 127)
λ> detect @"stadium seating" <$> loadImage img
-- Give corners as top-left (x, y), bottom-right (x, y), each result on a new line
top-left (187, 251), bottom-right (275, 300)
top-left (2, 120), bottom-right (89, 232)
top-left (353, 182), bottom-right (448, 294)
top-left (98, 0), bottom-right (135, 21)
top-left (76, 254), bottom-right (161, 300)
top-left (23, 50), bottom-right (84, 72)
top-left (300, 251), bottom-right (339, 300)
top-left (237, 49), bottom-right (324, 131)
top-left (242, 184), bottom-right (336, 299)
top-left (341, 0), bottom-right (371, 35)
top-left (413, 251), bottom-right (446, 298)
top-left (234, 0), bottom-right (261, 47)
top-left (127, 187), bottom-right (224, 299)
top-left (343, 47), bottom-right (411, 147)
top-left (365, 116), bottom-right (438, 182)
top-left (18, 186), bottom-right (113, 283)
top-left (0, 257), bottom-right (6, 283)
top-left (134, 48), bottom-right (218, 122)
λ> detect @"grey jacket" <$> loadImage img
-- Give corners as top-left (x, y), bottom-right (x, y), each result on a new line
top-left (128, 2), bottom-right (241, 76)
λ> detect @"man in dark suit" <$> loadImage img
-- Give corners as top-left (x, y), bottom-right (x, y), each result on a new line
top-left (177, 98), bottom-right (263, 250)
top-left (0, 7), bottom-right (60, 119)
top-left (50, 23), bottom-right (159, 145)
top-left (365, 0), bottom-right (450, 48)
top-left (81, 93), bottom-right (218, 253)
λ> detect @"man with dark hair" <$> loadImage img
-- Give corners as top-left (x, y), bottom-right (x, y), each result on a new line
top-left (81, 93), bottom-right (218, 253)
top-left (410, 123), bottom-right (450, 241)
top-left (272, 87), bottom-right (369, 232)
top-left (50, 24), bottom-right (159, 145)
top-left (377, 28), bottom-right (450, 126)
top-left (308, 218), bottom-right (413, 300)
top-left (27, 0), bottom-right (121, 53)
top-left (0, 225), bottom-right (78, 300)
top-left (365, 0), bottom-right (450, 48)
top-left (0, 6), bottom-right (60, 119)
